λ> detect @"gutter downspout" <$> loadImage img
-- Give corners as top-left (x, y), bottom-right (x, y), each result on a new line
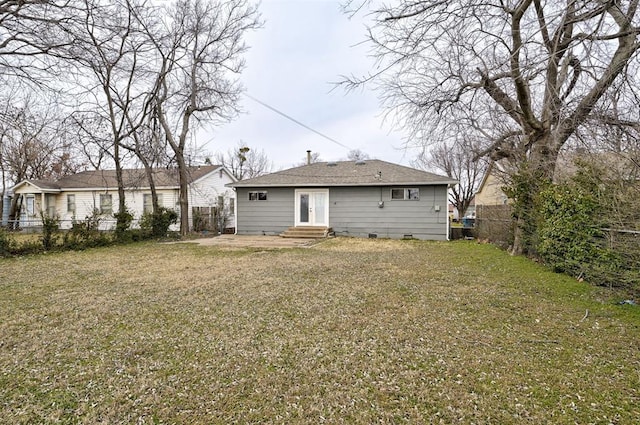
top-left (446, 183), bottom-right (454, 241)
top-left (233, 187), bottom-right (238, 235)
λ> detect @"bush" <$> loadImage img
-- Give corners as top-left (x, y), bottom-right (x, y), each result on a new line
top-left (537, 183), bottom-right (620, 282)
top-left (0, 229), bottom-right (16, 257)
top-left (62, 211), bottom-right (111, 250)
top-left (139, 208), bottom-right (178, 238)
top-left (536, 162), bottom-right (631, 288)
top-left (113, 209), bottom-right (134, 240)
top-left (41, 214), bottom-right (60, 251)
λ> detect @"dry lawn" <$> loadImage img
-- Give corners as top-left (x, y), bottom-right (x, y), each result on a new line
top-left (0, 238), bottom-right (638, 424)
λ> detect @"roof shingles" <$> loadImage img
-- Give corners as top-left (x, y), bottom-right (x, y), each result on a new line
top-left (25, 165), bottom-right (221, 190)
top-left (229, 160), bottom-right (457, 187)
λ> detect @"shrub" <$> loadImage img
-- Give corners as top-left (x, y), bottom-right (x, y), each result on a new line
top-left (113, 209), bottom-right (134, 240)
top-left (537, 183), bottom-right (620, 280)
top-left (62, 210), bottom-right (111, 250)
top-left (0, 229), bottom-right (16, 257)
top-left (536, 162), bottom-right (627, 287)
top-left (41, 213), bottom-right (60, 251)
top-left (139, 208), bottom-right (178, 238)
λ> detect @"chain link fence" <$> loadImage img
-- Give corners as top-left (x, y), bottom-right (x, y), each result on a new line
top-left (475, 205), bottom-right (513, 249)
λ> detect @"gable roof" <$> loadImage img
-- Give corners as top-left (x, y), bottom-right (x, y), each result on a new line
top-left (13, 165), bottom-right (229, 192)
top-left (229, 160), bottom-right (457, 188)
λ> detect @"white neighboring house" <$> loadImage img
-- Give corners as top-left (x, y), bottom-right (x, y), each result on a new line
top-left (10, 165), bottom-right (237, 231)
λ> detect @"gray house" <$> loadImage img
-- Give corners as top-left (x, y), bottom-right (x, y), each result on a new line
top-left (228, 159), bottom-right (457, 240)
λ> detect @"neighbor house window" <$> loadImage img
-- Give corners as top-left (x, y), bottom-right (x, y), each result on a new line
top-left (229, 198), bottom-right (235, 214)
top-left (143, 194), bottom-right (163, 214)
top-left (26, 196), bottom-right (35, 216)
top-left (67, 194), bottom-right (76, 214)
top-left (100, 194), bottom-right (112, 214)
top-left (248, 191), bottom-right (267, 201)
top-left (391, 188), bottom-right (419, 200)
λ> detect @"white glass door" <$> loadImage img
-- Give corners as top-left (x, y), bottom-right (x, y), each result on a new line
top-left (295, 189), bottom-right (329, 226)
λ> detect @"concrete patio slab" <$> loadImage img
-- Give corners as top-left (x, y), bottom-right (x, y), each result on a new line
top-left (177, 234), bottom-right (322, 248)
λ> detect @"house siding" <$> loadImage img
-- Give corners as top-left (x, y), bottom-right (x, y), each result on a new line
top-left (235, 187), bottom-right (294, 235)
top-left (235, 185), bottom-right (450, 240)
top-left (48, 189), bottom-right (179, 230)
top-left (329, 186), bottom-right (449, 240)
top-left (11, 167), bottom-right (236, 232)
top-left (189, 168), bottom-right (236, 228)
top-left (1, 193), bottom-right (11, 225)
top-left (475, 172), bottom-right (508, 206)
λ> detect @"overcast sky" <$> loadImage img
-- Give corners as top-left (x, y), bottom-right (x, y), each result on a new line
top-left (199, 0), bottom-right (417, 170)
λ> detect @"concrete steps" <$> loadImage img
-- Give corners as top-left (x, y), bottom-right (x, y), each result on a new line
top-left (280, 226), bottom-right (334, 239)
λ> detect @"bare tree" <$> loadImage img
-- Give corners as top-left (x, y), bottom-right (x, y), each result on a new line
top-left (121, 115), bottom-right (172, 214)
top-left (145, 0), bottom-right (261, 234)
top-left (346, 149), bottom-right (370, 161)
top-left (0, 0), bottom-right (80, 86)
top-left (214, 143), bottom-right (272, 180)
top-left (414, 139), bottom-right (487, 219)
top-left (65, 0), bottom-right (159, 231)
top-left (343, 0), bottom-right (640, 254)
top-left (0, 97), bottom-right (83, 225)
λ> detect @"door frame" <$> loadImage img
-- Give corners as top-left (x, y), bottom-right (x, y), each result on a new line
top-left (294, 189), bottom-right (329, 227)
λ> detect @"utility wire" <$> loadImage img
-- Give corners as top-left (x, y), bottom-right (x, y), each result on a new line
top-left (244, 93), bottom-right (352, 151)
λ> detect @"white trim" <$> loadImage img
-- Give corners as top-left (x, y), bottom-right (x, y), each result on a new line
top-left (294, 189), bottom-right (329, 227)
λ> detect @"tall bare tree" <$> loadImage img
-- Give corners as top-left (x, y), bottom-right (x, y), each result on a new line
top-left (414, 139), bottom-right (487, 219)
top-left (0, 97), bottom-right (83, 225)
top-left (343, 0), bottom-right (640, 254)
top-left (214, 143), bottom-right (272, 180)
top-left (145, 0), bottom-right (260, 234)
top-left (0, 0), bottom-right (79, 85)
top-left (66, 0), bottom-right (159, 230)
top-left (346, 149), bottom-right (370, 161)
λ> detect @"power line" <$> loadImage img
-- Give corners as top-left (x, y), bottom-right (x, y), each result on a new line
top-left (244, 93), bottom-right (352, 151)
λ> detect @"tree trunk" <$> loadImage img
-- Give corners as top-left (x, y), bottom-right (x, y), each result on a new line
top-left (113, 140), bottom-right (129, 235)
top-left (140, 159), bottom-right (159, 213)
top-left (509, 136), bottom-right (559, 255)
top-left (175, 152), bottom-right (189, 234)
top-left (8, 195), bottom-right (22, 230)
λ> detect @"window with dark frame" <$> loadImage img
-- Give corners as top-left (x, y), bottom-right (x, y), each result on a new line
top-left (249, 191), bottom-right (267, 201)
top-left (391, 188), bottom-right (420, 200)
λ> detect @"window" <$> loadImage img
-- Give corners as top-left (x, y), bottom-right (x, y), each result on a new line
top-left (67, 195), bottom-right (76, 214)
top-left (391, 188), bottom-right (419, 200)
top-left (407, 188), bottom-right (420, 200)
top-left (26, 196), bottom-right (35, 216)
top-left (45, 194), bottom-right (56, 217)
top-left (143, 194), bottom-right (163, 214)
top-left (229, 198), bottom-right (235, 214)
top-left (248, 191), bottom-right (267, 201)
top-left (100, 194), bottom-right (112, 214)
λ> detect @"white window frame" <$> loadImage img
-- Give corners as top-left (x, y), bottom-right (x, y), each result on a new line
top-left (391, 188), bottom-right (420, 200)
top-left (26, 195), bottom-right (35, 216)
top-left (143, 193), bottom-right (163, 214)
top-left (100, 194), bottom-right (112, 214)
top-left (67, 194), bottom-right (76, 214)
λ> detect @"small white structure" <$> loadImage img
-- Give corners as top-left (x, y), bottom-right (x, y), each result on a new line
top-left (11, 165), bottom-right (236, 231)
